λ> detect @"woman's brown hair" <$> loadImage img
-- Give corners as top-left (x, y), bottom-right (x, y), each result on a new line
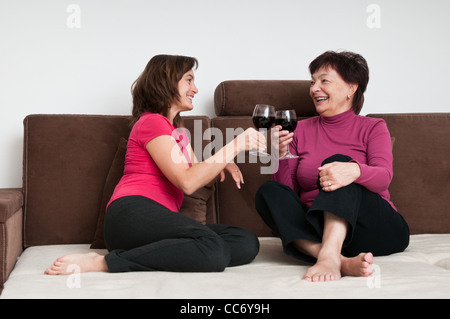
top-left (131, 54), bottom-right (198, 126)
top-left (309, 51), bottom-right (369, 114)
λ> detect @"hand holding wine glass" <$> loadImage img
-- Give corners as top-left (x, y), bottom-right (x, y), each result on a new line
top-left (235, 127), bottom-right (267, 154)
top-left (275, 109), bottom-right (298, 159)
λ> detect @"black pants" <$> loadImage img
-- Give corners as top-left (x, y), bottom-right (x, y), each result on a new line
top-left (104, 196), bottom-right (259, 273)
top-left (255, 154), bottom-right (410, 263)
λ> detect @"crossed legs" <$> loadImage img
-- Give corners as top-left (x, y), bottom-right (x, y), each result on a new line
top-left (293, 211), bottom-right (373, 282)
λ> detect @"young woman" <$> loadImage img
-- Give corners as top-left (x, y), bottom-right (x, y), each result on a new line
top-left (45, 55), bottom-right (264, 275)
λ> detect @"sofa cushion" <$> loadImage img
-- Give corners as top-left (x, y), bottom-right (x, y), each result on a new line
top-left (4, 234), bottom-right (450, 299)
top-left (211, 117), bottom-right (274, 236)
top-left (23, 115), bottom-right (133, 247)
top-left (0, 189), bottom-right (23, 223)
top-left (211, 80), bottom-right (316, 236)
top-left (0, 189), bottom-right (23, 294)
top-left (367, 113), bottom-right (450, 234)
top-left (214, 80), bottom-right (317, 117)
top-left (181, 116), bottom-right (217, 225)
top-left (90, 137), bottom-right (128, 249)
top-left (179, 185), bottom-right (213, 225)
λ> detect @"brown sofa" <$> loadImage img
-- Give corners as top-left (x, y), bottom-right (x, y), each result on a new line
top-left (1, 80), bottom-right (449, 298)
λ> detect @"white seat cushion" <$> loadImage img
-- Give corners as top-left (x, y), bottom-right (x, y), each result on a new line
top-left (2, 235), bottom-right (450, 299)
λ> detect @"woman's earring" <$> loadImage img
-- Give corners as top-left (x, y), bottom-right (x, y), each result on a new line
top-left (347, 95), bottom-right (351, 99)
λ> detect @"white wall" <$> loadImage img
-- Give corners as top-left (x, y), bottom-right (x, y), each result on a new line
top-left (1, 0), bottom-right (449, 188)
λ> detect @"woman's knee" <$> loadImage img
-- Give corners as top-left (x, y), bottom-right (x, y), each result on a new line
top-left (230, 228), bottom-right (260, 266)
top-left (256, 180), bottom-right (279, 198)
top-left (321, 154), bottom-right (353, 166)
top-left (208, 225), bottom-right (260, 268)
top-left (255, 180), bottom-right (291, 204)
top-left (199, 236), bottom-right (231, 272)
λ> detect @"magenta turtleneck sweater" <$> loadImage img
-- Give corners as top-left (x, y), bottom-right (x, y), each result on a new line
top-left (273, 109), bottom-right (396, 210)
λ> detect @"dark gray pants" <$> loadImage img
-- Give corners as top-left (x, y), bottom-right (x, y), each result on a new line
top-left (104, 195), bottom-right (259, 273)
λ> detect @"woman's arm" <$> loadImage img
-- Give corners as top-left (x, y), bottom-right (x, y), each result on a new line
top-left (146, 128), bottom-right (265, 195)
top-left (186, 141), bottom-right (245, 189)
top-left (318, 120), bottom-right (393, 193)
top-left (353, 120), bottom-right (394, 193)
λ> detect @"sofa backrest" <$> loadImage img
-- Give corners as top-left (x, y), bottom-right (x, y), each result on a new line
top-left (22, 83), bottom-right (450, 247)
top-left (367, 113), bottom-right (450, 234)
top-left (212, 80), bottom-right (317, 236)
top-left (22, 114), bottom-right (213, 247)
top-left (23, 115), bottom-right (131, 247)
top-left (214, 80), bottom-right (317, 117)
top-left (212, 81), bottom-right (450, 236)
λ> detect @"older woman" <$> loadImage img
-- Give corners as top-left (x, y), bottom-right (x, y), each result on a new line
top-left (255, 51), bottom-right (410, 282)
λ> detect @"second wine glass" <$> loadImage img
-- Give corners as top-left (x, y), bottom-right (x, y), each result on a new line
top-left (275, 109), bottom-right (298, 159)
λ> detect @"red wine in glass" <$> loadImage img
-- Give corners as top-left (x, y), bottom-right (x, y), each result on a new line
top-left (251, 104), bottom-right (275, 156)
top-left (275, 118), bottom-right (297, 132)
top-left (253, 115), bottom-right (275, 129)
top-left (275, 109), bottom-right (299, 159)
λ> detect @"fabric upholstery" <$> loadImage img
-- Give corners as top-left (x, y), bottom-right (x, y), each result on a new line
top-left (90, 137), bottom-right (129, 249)
top-left (3, 234), bottom-right (450, 299)
top-left (214, 80), bottom-right (317, 116)
top-left (211, 117), bottom-right (274, 236)
top-left (367, 113), bottom-right (450, 234)
top-left (180, 116), bottom-right (217, 225)
top-left (0, 189), bottom-right (23, 294)
top-left (0, 189), bottom-right (23, 223)
top-left (22, 115), bottom-right (133, 247)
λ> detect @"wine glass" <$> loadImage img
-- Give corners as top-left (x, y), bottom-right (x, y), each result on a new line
top-left (275, 109), bottom-right (298, 159)
top-left (250, 104), bottom-right (275, 157)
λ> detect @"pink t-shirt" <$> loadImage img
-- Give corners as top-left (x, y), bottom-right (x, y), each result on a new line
top-left (107, 113), bottom-right (192, 212)
top-left (273, 109), bottom-right (396, 210)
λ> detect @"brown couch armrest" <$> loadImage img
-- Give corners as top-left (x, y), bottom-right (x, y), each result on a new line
top-left (0, 188), bottom-right (24, 294)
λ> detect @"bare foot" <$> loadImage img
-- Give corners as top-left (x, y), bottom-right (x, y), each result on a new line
top-left (303, 252), bottom-right (341, 282)
top-left (341, 252), bottom-right (373, 277)
top-left (303, 252), bottom-right (374, 282)
top-left (44, 252), bottom-right (108, 275)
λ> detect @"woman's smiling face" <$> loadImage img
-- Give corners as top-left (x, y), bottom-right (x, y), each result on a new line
top-left (310, 67), bottom-right (357, 117)
top-left (176, 69), bottom-right (198, 112)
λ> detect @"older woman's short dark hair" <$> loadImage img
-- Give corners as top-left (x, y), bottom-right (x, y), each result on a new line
top-left (309, 51), bottom-right (369, 114)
